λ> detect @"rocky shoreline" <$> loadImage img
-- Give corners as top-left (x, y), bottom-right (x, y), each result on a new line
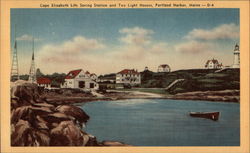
top-left (11, 81), bottom-right (128, 146)
top-left (102, 90), bottom-right (240, 103)
top-left (167, 90), bottom-right (240, 103)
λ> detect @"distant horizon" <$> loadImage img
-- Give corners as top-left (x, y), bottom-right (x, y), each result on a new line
top-left (11, 9), bottom-right (239, 75)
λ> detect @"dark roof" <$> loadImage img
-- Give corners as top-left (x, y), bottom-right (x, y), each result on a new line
top-left (158, 64), bottom-right (170, 68)
top-left (234, 44), bottom-right (239, 51)
top-left (37, 77), bottom-right (51, 84)
top-left (90, 73), bottom-right (97, 77)
top-left (65, 69), bottom-right (82, 79)
top-left (205, 59), bottom-right (220, 67)
top-left (117, 69), bottom-right (139, 75)
top-left (98, 73), bottom-right (116, 80)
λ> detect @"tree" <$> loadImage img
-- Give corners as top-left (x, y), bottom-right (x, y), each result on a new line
top-left (36, 68), bottom-right (44, 78)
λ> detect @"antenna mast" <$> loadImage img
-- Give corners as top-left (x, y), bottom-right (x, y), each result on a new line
top-left (28, 37), bottom-right (37, 83)
top-left (11, 25), bottom-right (19, 81)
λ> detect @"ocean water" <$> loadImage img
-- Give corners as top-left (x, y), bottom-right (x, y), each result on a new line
top-left (80, 99), bottom-right (240, 146)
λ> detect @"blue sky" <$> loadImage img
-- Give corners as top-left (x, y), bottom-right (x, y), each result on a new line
top-left (11, 9), bottom-right (239, 75)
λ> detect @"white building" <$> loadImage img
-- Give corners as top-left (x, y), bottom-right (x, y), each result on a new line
top-left (205, 59), bottom-right (223, 69)
top-left (37, 77), bottom-right (51, 89)
top-left (90, 73), bottom-right (98, 81)
top-left (116, 69), bottom-right (141, 85)
top-left (232, 44), bottom-right (240, 68)
top-left (158, 64), bottom-right (171, 72)
top-left (63, 69), bottom-right (98, 90)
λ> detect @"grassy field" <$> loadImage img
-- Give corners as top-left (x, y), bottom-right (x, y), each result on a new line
top-left (140, 68), bottom-right (239, 94)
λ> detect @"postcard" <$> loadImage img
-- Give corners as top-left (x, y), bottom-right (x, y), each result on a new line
top-left (0, 0), bottom-right (249, 153)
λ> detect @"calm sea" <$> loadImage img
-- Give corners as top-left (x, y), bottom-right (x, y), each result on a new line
top-left (80, 99), bottom-right (240, 146)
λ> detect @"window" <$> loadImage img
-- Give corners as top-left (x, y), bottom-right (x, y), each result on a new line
top-left (79, 81), bottom-right (85, 88)
top-left (90, 83), bottom-right (94, 88)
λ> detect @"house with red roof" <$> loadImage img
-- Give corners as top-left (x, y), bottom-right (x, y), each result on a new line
top-left (116, 69), bottom-right (141, 86)
top-left (157, 64), bottom-right (171, 72)
top-left (62, 69), bottom-right (98, 89)
top-left (205, 59), bottom-right (223, 69)
top-left (37, 77), bottom-right (52, 89)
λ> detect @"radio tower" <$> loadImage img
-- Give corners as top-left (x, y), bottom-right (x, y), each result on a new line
top-left (11, 25), bottom-right (19, 82)
top-left (28, 38), bottom-right (36, 83)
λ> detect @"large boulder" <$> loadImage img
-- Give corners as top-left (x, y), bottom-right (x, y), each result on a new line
top-left (11, 119), bottom-right (50, 146)
top-left (11, 106), bottom-right (53, 125)
top-left (11, 106), bottom-right (32, 124)
top-left (43, 112), bottom-right (74, 124)
top-left (11, 80), bottom-right (43, 107)
top-left (50, 121), bottom-right (88, 146)
top-left (85, 134), bottom-right (99, 146)
top-left (55, 105), bottom-right (89, 125)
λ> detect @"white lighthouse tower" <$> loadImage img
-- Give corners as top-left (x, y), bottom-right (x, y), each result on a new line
top-left (232, 44), bottom-right (240, 68)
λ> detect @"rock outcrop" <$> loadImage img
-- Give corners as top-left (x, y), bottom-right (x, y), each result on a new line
top-left (55, 105), bottom-right (89, 127)
top-left (171, 90), bottom-right (240, 102)
top-left (11, 81), bottom-right (98, 146)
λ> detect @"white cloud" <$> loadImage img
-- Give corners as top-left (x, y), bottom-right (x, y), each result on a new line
top-left (23, 25), bottom-right (236, 75)
top-left (114, 42), bottom-right (168, 60)
top-left (37, 35), bottom-right (105, 67)
top-left (36, 28), bottom-right (172, 74)
top-left (115, 27), bottom-right (168, 61)
top-left (176, 23), bottom-right (239, 55)
top-left (59, 36), bottom-right (105, 54)
top-left (175, 41), bottom-right (213, 54)
top-left (16, 34), bottom-right (42, 41)
top-left (113, 45), bottom-right (145, 60)
top-left (151, 42), bottom-right (168, 54)
top-left (184, 23), bottom-right (239, 40)
top-left (119, 27), bottom-right (154, 45)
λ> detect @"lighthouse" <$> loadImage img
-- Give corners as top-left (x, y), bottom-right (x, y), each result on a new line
top-left (232, 44), bottom-right (240, 68)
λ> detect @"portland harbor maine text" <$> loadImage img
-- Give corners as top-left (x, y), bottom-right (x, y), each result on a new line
top-left (10, 9), bottom-right (240, 146)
